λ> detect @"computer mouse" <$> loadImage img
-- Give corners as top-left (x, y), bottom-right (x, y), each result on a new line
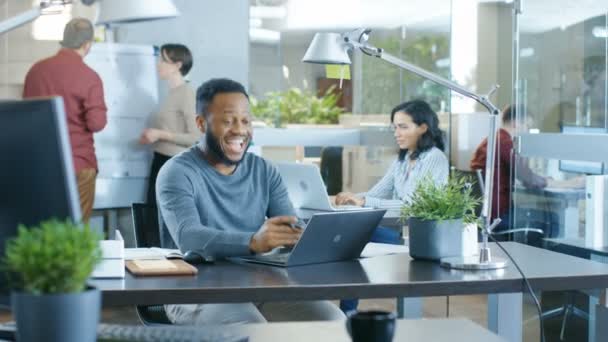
top-left (183, 250), bottom-right (214, 265)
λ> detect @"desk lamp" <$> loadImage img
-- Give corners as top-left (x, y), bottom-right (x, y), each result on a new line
top-left (0, 1), bottom-right (72, 35)
top-left (302, 28), bottom-right (507, 270)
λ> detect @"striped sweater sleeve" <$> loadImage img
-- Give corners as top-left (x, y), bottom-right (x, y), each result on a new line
top-left (364, 148), bottom-right (449, 211)
top-left (414, 148), bottom-right (449, 188)
top-left (363, 161), bottom-right (404, 210)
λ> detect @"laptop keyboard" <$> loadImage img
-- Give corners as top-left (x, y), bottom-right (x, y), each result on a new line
top-left (256, 253), bottom-right (290, 263)
top-left (98, 323), bottom-right (247, 342)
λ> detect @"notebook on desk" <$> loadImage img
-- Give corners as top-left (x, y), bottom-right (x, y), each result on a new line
top-left (277, 162), bottom-right (371, 211)
top-left (125, 259), bottom-right (197, 276)
top-left (234, 209), bottom-right (386, 267)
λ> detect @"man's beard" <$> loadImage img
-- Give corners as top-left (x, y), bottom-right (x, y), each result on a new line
top-left (204, 131), bottom-right (250, 166)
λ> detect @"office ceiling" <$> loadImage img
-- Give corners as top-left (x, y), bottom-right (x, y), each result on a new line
top-left (251, 0), bottom-right (607, 34)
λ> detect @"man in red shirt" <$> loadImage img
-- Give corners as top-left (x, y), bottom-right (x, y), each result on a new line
top-left (470, 105), bottom-right (547, 231)
top-left (23, 18), bottom-right (107, 223)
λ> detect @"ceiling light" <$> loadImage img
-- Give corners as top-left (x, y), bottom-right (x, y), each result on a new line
top-left (96, 0), bottom-right (179, 25)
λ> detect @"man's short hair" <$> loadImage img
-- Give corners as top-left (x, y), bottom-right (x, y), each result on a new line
top-left (502, 105), bottom-right (515, 124)
top-left (60, 18), bottom-right (94, 49)
top-left (196, 78), bottom-right (249, 117)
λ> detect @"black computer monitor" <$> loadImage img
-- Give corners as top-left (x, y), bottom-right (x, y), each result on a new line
top-left (0, 98), bottom-right (81, 306)
top-left (559, 125), bottom-right (606, 175)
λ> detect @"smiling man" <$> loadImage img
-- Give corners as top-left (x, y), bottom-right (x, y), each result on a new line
top-left (156, 78), bottom-right (344, 325)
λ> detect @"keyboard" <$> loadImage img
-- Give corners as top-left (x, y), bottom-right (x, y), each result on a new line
top-left (98, 323), bottom-right (248, 342)
top-left (256, 253), bottom-right (290, 263)
top-left (0, 322), bottom-right (247, 342)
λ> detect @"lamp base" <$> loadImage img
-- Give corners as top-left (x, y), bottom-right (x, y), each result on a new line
top-left (440, 255), bottom-right (508, 270)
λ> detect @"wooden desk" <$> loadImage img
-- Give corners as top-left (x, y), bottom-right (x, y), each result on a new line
top-left (92, 243), bottom-right (608, 342)
top-left (240, 318), bottom-right (506, 342)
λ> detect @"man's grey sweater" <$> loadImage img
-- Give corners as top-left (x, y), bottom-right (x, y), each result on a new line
top-left (156, 145), bottom-right (295, 258)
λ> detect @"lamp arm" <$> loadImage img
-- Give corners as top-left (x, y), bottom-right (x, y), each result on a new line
top-left (0, 1), bottom-right (71, 36)
top-left (0, 7), bottom-right (42, 35)
top-left (347, 37), bottom-right (503, 262)
top-left (348, 39), bottom-right (501, 115)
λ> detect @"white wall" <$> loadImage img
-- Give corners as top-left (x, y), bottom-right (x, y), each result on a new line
top-left (115, 0), bottom-right (249, 91)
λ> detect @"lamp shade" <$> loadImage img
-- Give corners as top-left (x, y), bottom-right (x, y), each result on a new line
top-left (96, 0), bottom-right (179, 25)
top-left (302, 33), bottom-right (351, 65)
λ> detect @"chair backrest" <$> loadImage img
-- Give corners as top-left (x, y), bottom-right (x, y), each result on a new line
top-left (131, 203), bottom-right (161, 248)
top-left (320, 146), bottom-right (343, 195)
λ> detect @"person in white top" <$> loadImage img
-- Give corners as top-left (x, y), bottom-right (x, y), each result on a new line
top-left (334, 99), bottom-right (449, 313)
top-left (139, 44), bottom-right (198, 206)
top-left (336, 99), bottom-right (449, 210)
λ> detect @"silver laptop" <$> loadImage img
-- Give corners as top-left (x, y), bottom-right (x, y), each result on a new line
top-left (235, 209), bottom-right (386, 267)
top-left (277, 162), bottom-right (368, 211)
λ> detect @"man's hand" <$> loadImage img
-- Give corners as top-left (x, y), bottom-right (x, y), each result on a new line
top-left (334, 192), bottom-right (365, 206)
top-left (249, 216), bottom-right (302, 254)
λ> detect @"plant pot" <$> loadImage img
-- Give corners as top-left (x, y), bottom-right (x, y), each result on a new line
top-left (408, 218), bottom-right (468, 261)
top-left (12, 286), bottom-right (101, 342)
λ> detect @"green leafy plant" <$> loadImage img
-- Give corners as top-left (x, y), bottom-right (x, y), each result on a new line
top-left (3, 219), bottom-right (102, 295)
top-left (251, 86), bottom-right (345, 127)
top-left (401, 174), bottom-right (481, 225)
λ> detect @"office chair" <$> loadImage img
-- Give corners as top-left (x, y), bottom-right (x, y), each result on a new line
top-left (476, 171), bottom-right (587, 340)
top-left (130, 203), bottom-right (172, 325)
top-left (320, 146), bottom-right (343, 195)
top-left (541, 291), bottom-right (589, 341)
top-left (473, 169), bottom-right (545, 239)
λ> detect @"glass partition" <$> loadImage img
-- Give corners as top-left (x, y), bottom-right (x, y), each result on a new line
top-left (513, 2), bottom-right (608, 248)
top-left (248, 0), bottom-right (453, 195)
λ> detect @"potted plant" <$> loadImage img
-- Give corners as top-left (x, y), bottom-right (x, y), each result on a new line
top-left (3, 219), bottom-right (102, 342)
top-left (250, 86), bottom-right (344, 127)
top-left (401, 175), bottom-right (481, 261)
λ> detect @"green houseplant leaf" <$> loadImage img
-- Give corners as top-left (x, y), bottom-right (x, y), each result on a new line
top-left (400, 174), bottom-right (481, 225)
top-left (251, 86), bottom-right (344, 127)
top-left (2, 219), bottom-right (102, 295)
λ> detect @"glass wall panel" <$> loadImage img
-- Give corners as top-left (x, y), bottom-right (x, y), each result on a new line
top-left (248, 0), bottom-right (453, 195)
top-left (513, 2), bottom-right (608, 248)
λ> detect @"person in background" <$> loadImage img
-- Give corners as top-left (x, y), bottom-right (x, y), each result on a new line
top-left (23, 18), bottom-right (107, 223)
top-left (157, 78), bottom-right (344, 325)
top-left (139, 44), bottom-right (198, 206)
top-left (470, 105), bottom-right (546, 230)
top-left (470, 105), bottom-right (583, 236)
top-left (334, 99), bottom-right (449, 313)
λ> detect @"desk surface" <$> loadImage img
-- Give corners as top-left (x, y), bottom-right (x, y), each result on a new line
top-left (0, 319), bottom-right (505, 342)
top-left (93, 242), bottom-right (608, 307)
top-left (240, 318), bottom-right (505, 342)
top-left (514, 185), bottom-right (585, 201)
top-left (545, 237), bottom-right (608, 256)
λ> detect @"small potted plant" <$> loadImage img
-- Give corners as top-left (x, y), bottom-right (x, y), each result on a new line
top-left (401, 175), bottom-right (480, 261)
top-left (3, 219), bottom-right (102, 342)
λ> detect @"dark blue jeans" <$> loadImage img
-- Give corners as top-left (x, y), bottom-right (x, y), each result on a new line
top-left (339, 226), bottom-right (401, 314)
